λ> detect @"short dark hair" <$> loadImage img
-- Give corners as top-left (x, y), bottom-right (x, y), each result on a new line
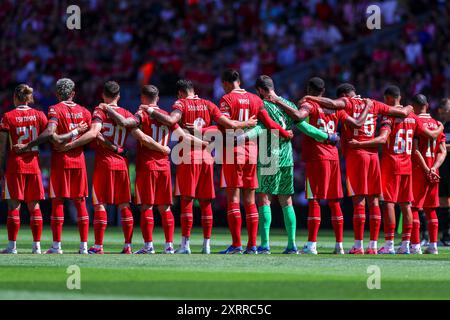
top-left (56, 78), bottom-right (75, 101)
top-left (221, 69), bottom-right (240, 83)
top-left (336, 83), bottom-right (356, 97)
top-left (307, 77), bottom-right (325, 95)
top-left (103, 81), bottom-right (120, 99)
top-left (255, 75), bottom-right (274, 91)
top-left (141, 85), bottom-right (159, 101)
top-left (176, 79), bottom-right (194, 93)
top-left (384, 85), bottom-right (401, 99)
top-left (411, 93), bottom-right (428, 106)
top-left (438, 98), bottom-right (450, 110)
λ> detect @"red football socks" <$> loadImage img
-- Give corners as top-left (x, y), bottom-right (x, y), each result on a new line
top-left (94, 210), bottom-right (107, 246)
top-left (227, 202), bottom-right (242, 247)
top-left (140, 208), bottom-right (154, 243)
top-left (51, 199), bottom-right (64, 242)
top-left (30, 208), bottom-right (43, 242)
top-left (353, 203), bottom-right (366, 241)
top-left (369, 204), bottom-right (381, 241)
top-left (308, 200), bottom-right (321, 242)
top-left (7, 209), bottom-right (20, 241)
top-left (180, 199), bottom-right (194, 238)
top-left (200, 201), bottom-right (213, 239)
top-left (161, 209), bottom-right (174, 243)
top-left (120, 207), bottom-right (134, 244)
top-left (244, 203), bottom-right (258, 248)
top-left (411, 208), bottom-right (420, 245)
top-left (74, 199), bottom-right (89, 243)
top-left (425, 209), bottom-right (438, 243)
top-left (329, 200), bottom-right (343, 243)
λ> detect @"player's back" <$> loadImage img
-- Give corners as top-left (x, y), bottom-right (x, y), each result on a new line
top-left (220, 89), bottom-right (263, 122)
top-left (48, 101), bottom-right (91, 168)
top-left (0, 106), bottom-right (47, 173)
top-left (413, 113), bottom-right (444, 169)
top-left (341, 96), bottom-right (391, 155)
top-left (173, 95), bottom-right (221, 129)
top-left (135, 108), bottom-right (174, 171)
top-left (302, 100), bottom-right (344, 162)
top-left (381, 112), bottom-right (419, 174)
top-left (92, 105), bottom-right (133, 170)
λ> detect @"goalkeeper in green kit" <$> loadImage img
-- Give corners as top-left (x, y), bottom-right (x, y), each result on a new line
top-left (237, 75), bottom-right (339, 254)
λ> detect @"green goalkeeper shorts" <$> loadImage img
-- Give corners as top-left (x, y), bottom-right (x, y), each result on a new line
top-left (256, 166), bottom-right (294, 195)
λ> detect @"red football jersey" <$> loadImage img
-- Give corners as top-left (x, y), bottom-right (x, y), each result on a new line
top-left (380, 112), bottom-right (427, 175)
top-left (0, 105), bottom-right (47, 173)
top-left (301, 100), bottom-right (348, 162)
top-left (173, 95), bottom-right (222, 160)
top-left (219, 89), bottom-right (264, 122)
top-left (92, 105), bottom-right (135, 170)
top-left (341, 96), bottom-right (391, 155)
top-left (48, 101), bottom-right (92, 168)
top-left (135, 108), bottom-right (178, 171)
top-left (412, 113), bottom-right (446, 170)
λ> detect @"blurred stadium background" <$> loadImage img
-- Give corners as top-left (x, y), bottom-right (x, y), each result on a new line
top-left (0, 0), bottom-right (449, 231)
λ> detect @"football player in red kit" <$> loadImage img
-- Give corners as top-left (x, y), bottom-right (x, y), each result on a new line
top-left (410, 94), bottom-right (447, 254)
top-left (275, 77), bottom-right (370, 254)
top-left (102, 84), bottom-right (209, 254)
top-left (13, 79), bottom-right (91, 254)
top-left (58, 81), bottom-right (137, 254)
top-left (0, 85), bottom-right (48, 254)
top-left (348, 86), bottom-right (443, 254)
top-left (218, 69), bottom-right (293, 254)
top-left (304, 83), bottom-right (413, 254)
top-left (144, 79), bottom-right (257, 254)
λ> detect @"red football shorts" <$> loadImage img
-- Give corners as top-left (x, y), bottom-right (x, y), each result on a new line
top-left (305, 160), bottom-right (343, 200)
top-left (3, 172), bottom-right (44, 202)
top-left (381, 173), bottom-right (413, 203)
top-left (345, 152), bottom-right (381, 197)
top-left (50, 167), bottom-right (88, 199)
top-left (220, 163), bottom-right (258, 189)
top-left (135, 169), bottom-right (172, 205)
top-left (412, 168), bottom-right (439, 208)
top-left (92, 167), bottom-right (131, 205)
top-left (175, 162), bottom-right (215, 199)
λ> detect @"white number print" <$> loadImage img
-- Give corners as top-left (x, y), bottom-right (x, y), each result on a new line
top-left (238, 109), bottom-right (249, 122)
top-left (354, 113), bottom-right (375, 137)
top-left (17, 126), bottom-right (38, 151)
top-left (317, 119), bottom-right (335, 134)
top-left (151, 124), bottom-right (169, 146)
top-left (103, 123), bottom-right (127, 147)
top-left (425, 139), bottom-right (437, 158)
top-left (393, 129), bottom-right (413, 154)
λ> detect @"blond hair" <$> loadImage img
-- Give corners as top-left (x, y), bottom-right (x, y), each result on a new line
top-left (14, 84), bottom-right (34, 104)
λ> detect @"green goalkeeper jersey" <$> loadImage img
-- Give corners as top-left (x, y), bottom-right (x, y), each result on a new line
top-left (246, 97), bottom-right (328, 168)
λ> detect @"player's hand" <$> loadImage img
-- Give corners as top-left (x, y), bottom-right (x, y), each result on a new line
top-left (245, 115), bottom-right (257, 128)
top-left (264, 93), bottom-right (280, 104)
top-left (364, 98), bottom-right (373, 109)
top-left (404, 105), bottom-right (414, 115)
top-left (116, 146), bottom-right (129, 158)
top-left (327, 133), bottom-right (340, 145)
top-left (13, 143), bottom-right (29, 154)
top-left (55, 142), bottom-right (71, 153)
top-left (98, 103), bottom-right (109, 111)
top-left (76, 121), bottom-right (89, 134)
top-left (284, 130), bottom-right (294, 140)
top-left (299, 95), bottom-right (313, 105)
top-left (161, 146), bottom-right (171, 155)
top-left (427, 167), bottom-right (440, 183)
top-left (347, 139), bottom-right (359, 148)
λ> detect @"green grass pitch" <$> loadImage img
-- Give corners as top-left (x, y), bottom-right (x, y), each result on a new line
top-left (0, 226), bottom-right (449, 300)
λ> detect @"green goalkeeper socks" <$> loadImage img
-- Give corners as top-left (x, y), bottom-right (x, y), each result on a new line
top-left (283, 205), bottom-right (297, 249)
top-left (258, 205), bottom-right (272, 248)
